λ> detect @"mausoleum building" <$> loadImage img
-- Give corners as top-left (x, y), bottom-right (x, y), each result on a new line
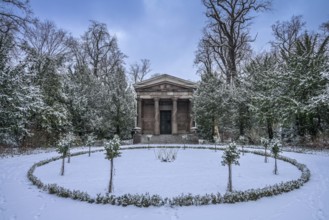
top-left (134, 74), bottom-right (197, 141)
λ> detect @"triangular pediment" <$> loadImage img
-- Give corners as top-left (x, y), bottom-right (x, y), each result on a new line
top-left (134, 74), bottom-right (197, 91)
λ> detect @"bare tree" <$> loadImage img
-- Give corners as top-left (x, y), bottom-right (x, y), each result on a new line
top-left (82, 20), bottom-right (125, 78)
top-left (271, 15), bottom-right (305, 59)
top-left (320, 20), bottom-right (329, 35)
top-left (129, 59), bottom-right (151, 84)
top-left (68, 21), bottom-right (132, 139)
top-left (22, 19), bottom-right (71, 90)
top-left (66, 36), bottom-right (88, 70)
top-left (199, 0), bottom-right (271, 85)
top-left (23, 20), bottom-right (70, 59)
top-left (20, 19), bottom-right (73, 146)
top-left (129, 63), bottom-right (140, 84)
top-left (140, 59), bottom-right (151, 79)
top-left (194, 34), bottom-right (214, 76)
top-left (0, 0), bottom-right (32, 33)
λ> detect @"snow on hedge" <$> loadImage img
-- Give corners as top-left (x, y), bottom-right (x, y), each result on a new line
top-left (28, 146), bottom-right (310, 207)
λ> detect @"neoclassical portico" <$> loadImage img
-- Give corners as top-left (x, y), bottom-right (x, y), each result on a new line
top-left (134, 74), bottom-right (197, 135)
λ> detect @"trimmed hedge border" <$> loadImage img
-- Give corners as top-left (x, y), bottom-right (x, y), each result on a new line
top-left (27, 146), bottom-right (311, 207)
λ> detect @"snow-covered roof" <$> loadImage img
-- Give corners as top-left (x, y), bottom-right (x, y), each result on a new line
top-left (134, 74), bottom-right (197, 90)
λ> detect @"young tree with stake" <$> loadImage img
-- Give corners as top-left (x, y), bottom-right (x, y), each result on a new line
top-left (86, 134), bottom-right (96, 157)
top-left (65, 132), bottom-right (75, 163)
top-left (271, 139), bottom-right (281, 175)
top-left (57, 139), bottom-right (69, 176)
top-left (221, 142), bottom-right (240, 192)
top-left (104, 135), bottom-right (121, 193)
top-left (261, 137), bottom-right (270, 163)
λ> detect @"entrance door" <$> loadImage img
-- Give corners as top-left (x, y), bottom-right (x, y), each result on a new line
top-left (160, 111), bottom-right (172, 134)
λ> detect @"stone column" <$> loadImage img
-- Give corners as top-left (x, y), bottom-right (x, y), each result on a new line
top-left (154, 98), bottom-right (160, 135)
top-left (137, 98), bottom-right (142, 130)
top-left (172, 97), bottom-right (178, 134)
top-left (189, 99), bottom-right (193, 132)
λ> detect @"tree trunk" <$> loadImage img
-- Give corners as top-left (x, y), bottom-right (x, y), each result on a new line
top-left (264, 147), bottom-right (268, 163)
top-left (239, 116), bottom-right (245, 137)
top-left (238, 105), bottom-right (246, 136)
top-left (109, 158), bottom-right (114, 193)
top-left (214, 117), bottom-right (220, 142)
top-left (61, 155), bottom-right (65, 176)
top-left (296, 113), bottom-right (305, 137)
top-left (67, 149), bottom-right (71, 163)
top-left (116, 105), bottom-right (121, 136)
top-left (228, 163), bottom-right (232, 192)
top-left (274, 156), bottom-right (278, 175)
top-left (88, 146), bottom-right (91, 157)
top-left (211, 116), bottom-right (215, 137)
top-left (266, 117), bottom-right (274, 140)
top-left (116, 124), bottom-right (120, 136)
top-left (227, 40), bottom-right (237, 85)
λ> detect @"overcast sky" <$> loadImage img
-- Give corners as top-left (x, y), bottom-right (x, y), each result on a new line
top-left (30, 0), bottom-right (329, 82)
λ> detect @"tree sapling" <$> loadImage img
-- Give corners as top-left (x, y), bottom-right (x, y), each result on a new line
top-left (86, 134), bottom-right (96, 157)
top-left (271, 139), bottom-right (281, 175)
top-left (261, 137), bottom-right (270, 163)
top-left (221, 142), bottom-right (240, 192)
top-left (57, 139), bottom-right (69, 176)
top-left (104, 135), bottom-right (121, 193)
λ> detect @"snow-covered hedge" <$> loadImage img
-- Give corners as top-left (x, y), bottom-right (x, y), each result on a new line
top-left (27, 149), bottom-right (102, 203)
top-left (27, 146), bottom-right (311, 207)
top-left (95, 193), bottom-right (165, 207)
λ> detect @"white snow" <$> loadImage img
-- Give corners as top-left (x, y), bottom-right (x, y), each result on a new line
top-left (0, 145), bottom-right (328, 220)
top-left (34, 148), bottom-right (300, 197)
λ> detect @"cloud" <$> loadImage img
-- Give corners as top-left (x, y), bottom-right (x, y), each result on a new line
top-left (142, 0), bottom-right (187, 28)
top-left (110, 29), bottom-right (127, 42)
top-left (112, 0), bottom-right (202, 81)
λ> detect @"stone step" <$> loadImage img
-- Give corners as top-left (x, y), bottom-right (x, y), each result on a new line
top-left (140, 134), bottom-right (198, 144)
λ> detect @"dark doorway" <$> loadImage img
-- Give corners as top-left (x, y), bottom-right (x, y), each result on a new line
top-left (160, 111), bottom-right (172, 134)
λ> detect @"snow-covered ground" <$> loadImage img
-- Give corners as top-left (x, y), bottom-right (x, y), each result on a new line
top-left (34, 148), bottom-right (300, 197)
top-left (0, 145), bottom-right (328, 220)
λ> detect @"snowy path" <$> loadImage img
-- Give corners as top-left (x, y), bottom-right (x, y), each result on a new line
top-left (0, 148), bottom-right (328, 220)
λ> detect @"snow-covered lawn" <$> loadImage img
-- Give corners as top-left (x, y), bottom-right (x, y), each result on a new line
top-left (0, 145), bottom-right (328, 220)
top-left (34, 148), bottom-right (300, 197)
